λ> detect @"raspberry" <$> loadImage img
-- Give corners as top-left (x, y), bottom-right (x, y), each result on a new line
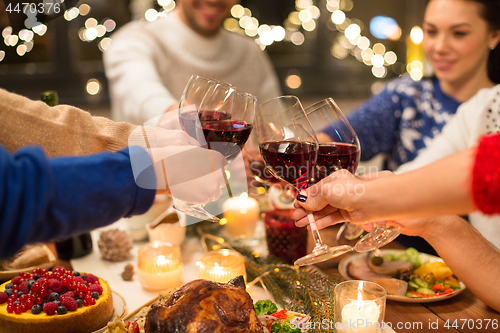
top-left (49, 279), bottom-right (63, 293)
top-left (59, 292), bottom-right (75, 301)
top-left (89, 284), bottom-right (103, 295)
top-left (60, 298), bottom-right (77, 311)
top-left (43, 302), bottom-right (58, 315)
top-left (84, 274), bottom-right (99, 285)
top-left (11, 276), bottom-right (23, 285)
top-left (18, 282), bottom-right (29, 295)
top-left (74, 277), bottom-right (84, 285)
top-left (0, 292), bottom-right (7, 304)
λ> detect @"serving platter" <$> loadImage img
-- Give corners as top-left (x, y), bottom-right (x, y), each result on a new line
top-left (93, 291), bottom-right (127, 333)
top-left (339, 249), bottom-right (466, 303)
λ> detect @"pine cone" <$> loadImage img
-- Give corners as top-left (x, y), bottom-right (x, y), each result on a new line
top-left (98, 229), bottom-right (133, 261)
top-left (121, 263), bottom-right (134, 281)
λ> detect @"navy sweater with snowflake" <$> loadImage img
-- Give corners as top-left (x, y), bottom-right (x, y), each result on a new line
top-left (325, 76), bottom-right (461, 170)
top-left (0, 146), bottom-right (155, 259)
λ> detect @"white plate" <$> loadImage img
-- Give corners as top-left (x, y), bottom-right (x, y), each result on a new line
top-left (338, 250), bottom-right (466, 303)
top-left (0, 245), bottom-right (56, 281)
top-left (92, 291), bottom-right (127, 333)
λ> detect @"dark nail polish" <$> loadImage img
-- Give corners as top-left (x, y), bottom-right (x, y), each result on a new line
top-left (297, 194), bottom-right (307, 202)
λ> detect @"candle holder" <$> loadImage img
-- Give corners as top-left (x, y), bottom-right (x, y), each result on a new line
top-left (335, 280), bottom-right (386, 333)
top-left (198, 249), bottom-right (247, 283)
top-left (263, 209), bottom-right (307, 265)
top-left (137, 241), bottom-right (183, 291)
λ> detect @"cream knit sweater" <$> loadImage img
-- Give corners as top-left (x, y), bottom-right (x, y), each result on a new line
top-left (104, 10), bottom-right (281, 125)
top-left (0, 88), bottom-right (137, 157)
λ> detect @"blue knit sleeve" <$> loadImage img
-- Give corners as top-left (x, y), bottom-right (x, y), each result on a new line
top-left (0, 146), bottom-right (155, 259)
top-left (333, 86), bottom-right (399, 161)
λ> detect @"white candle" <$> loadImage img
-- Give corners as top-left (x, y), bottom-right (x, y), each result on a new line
top-left (222, 193), bottom-right (259, 237)
top-left (198, 249), bottom-right (246, 283)
top-left (338, 292), bottom-right (381, 333)
top-left (137, 242), bottom-right (183, 291)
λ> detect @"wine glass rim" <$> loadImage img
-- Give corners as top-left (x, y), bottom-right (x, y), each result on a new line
top-left (188, 74), bottom-right (234, 88)
top-left (257, 95), bottom-right (303, 117)
top-left (304, 97), bottom-right (341, 114)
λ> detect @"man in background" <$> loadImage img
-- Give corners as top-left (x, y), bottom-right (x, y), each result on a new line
top-left (104, 0), bottom-right (281, 125)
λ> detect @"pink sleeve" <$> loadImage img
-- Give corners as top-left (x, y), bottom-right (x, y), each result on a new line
top-left (472, 134), bottom-right (500, 214)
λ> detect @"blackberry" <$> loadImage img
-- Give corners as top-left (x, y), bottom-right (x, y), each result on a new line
top-left (4, 290), bottom-right (13, 297)
top-left (73, 271), bottom-right (81, 277)
top-left (91, 292), bottom-right (99, 300)
top-left (33, 274), bottom-right (41, 280)
top-left (27, 280), bottom-right (35, 290)
top-left (5, 283), bottom-right (13, 289)
top-left (16, 292), bottom-right (24, 298)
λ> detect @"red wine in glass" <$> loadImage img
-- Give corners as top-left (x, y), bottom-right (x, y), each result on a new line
top-left (179, 110), bottom-right (231, 138)
top-left (199, 120), bottom-right (253, 162)
top-left (259, 140), bottom-right (318, 191)
top-left (313, 143), bottom-right (360, 183)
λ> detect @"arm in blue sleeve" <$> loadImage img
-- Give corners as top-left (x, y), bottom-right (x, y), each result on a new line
top-left (0, 146), bottom-right (155, 259)
top-left (324, 87), bottom-right (399, 161)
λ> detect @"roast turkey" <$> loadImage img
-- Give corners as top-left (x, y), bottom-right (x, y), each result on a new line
top-left (145, 276), bottom-right (264, 333)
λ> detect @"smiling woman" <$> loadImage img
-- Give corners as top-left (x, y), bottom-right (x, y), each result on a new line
top-left (423, 0), bottom-right (500, 102)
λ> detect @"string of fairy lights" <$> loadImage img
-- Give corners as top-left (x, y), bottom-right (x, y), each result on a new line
top-left (0, 0), bottom-right (425, 94)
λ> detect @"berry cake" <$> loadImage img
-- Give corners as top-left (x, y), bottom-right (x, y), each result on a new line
top-left (0, 266), bottom-right (114, 333)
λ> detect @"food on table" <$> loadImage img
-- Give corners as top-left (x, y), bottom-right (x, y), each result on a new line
top-left (0, 266), bottom-right (114, 333)
top-left (254, 299), bottom-right (310, 333)
top-left (369, 278), bottom-right (408, 296)
top-left (8, 245), bottom-right (51, 270)
top-left (146, 276), bottom-right (263, 332)
top-left (109, 277), bottom-right (310, 333)
top-left (98, 229), bottom-right (134, 261)
top-left (347, 248), bottom-right (462, 298)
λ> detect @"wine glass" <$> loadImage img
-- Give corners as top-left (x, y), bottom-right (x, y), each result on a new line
top-left (173, 76), bottom-right (235, 223)
top-left (175, 75), bottom-right (256, 222)
top-left (303, 98), bottom-right (364, 243)
top-left (256, 96), bottom-right (346, 266)
top-left (194, 87), bottom-right (256, 163)
top-left (299, 98), bottom-right (402, 262)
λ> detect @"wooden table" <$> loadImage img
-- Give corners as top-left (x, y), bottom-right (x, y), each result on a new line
top-left (45, 226), bottom-right (500, 333)
top-left (314, 227), bottom-right (500, 333)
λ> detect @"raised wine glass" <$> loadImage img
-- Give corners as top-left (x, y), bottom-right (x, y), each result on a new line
top-left (304, 98), bottom-right (364, 244)
top-left (175, 75), bottom-right (256, 222)
top-left (256, 96), bottom-right (350, 266)
top-left (173, 76), bottom-right (242, 222)
top-left (298, 98), bottom-right (402, 262)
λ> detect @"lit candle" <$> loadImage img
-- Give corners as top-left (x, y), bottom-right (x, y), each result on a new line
top-left (137, 242), bottom-right (183, 291)
top-left (198, 249), bottom-right (246, 283)
top-left (335, 281), bottom-right (386, 333)
top-left (222, 193), bottom-right (259, 237)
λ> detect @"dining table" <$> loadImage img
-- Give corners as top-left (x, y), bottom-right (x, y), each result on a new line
top-left (40, 222), bottom-right (500, 333)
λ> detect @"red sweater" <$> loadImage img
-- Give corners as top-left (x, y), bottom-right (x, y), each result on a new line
top-left (473, 134), bottom-right (500, 214)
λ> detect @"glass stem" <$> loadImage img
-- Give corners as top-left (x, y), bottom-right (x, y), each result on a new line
top-left (308, 213), bottom-right (327, 251)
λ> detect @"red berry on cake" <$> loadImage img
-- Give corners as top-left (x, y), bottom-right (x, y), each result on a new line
top-left (0, 292), bottom-right (7, 304)
top-left (89, 284), bottom-right (103, 295)
top-left (43, 302), bottom-right (58, 316)
top-left (61, 298), bottom-right (78, 312)
top-left (84, 274), bottom-right (99, 285)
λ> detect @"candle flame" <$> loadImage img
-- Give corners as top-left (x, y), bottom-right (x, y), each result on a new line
top-left (357, 281), bottom-right (364, 310)
top-left (157, 255), bottom-right (168, 265)
top-left (239, 192), bottom-right (248, 201)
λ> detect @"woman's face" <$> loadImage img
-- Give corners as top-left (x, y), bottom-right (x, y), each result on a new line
top-left (423, 0), bottom-right (500, 86)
